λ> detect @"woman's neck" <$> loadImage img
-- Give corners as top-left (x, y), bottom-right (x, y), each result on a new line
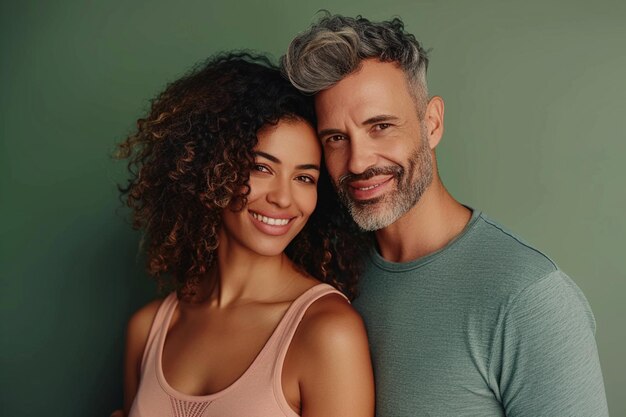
top-left (207, 235), bottom-right (297, 308)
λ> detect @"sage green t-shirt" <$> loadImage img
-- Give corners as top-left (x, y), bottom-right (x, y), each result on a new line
top-left (353, 210), bottom-right (608, 417)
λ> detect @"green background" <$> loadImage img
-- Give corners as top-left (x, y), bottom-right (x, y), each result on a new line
top-left (2, 0), bottom-right (624, 415)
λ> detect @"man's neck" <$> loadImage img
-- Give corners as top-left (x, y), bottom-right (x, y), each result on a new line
top-left (374, 178), bottom-right (471, 263)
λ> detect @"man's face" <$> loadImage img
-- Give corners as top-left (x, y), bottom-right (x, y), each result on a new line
top-left (315, 59), bottom-right (434, 231)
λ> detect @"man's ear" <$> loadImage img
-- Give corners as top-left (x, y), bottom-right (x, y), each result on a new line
top-left (424, 96), bottom-right (444, 149)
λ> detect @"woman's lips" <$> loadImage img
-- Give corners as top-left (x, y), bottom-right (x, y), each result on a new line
top-left (248, 210), bottom-right (296, 236)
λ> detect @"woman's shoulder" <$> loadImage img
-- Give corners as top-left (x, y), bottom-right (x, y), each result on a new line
top-left (283, 286), bottom-right (374, 416)
top-left (294, 287), bottom-right (368, 356)
top-left (128, 298), bottom-right (164, 332)
top-left (126, 296), bottom-right (171, 354)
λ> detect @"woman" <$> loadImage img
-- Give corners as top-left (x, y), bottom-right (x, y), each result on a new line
top-left (116, 52), bottom-right (374, 417)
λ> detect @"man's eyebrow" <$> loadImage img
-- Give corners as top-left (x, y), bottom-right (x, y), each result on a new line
top-left (362, 115), bottom-right (400, 125)
top-left (318, 115), bottom-right (400, 138)
top-left (317, 128), bottom-right (344, 138)
top-left (254, 151), bottom-right (319, 171)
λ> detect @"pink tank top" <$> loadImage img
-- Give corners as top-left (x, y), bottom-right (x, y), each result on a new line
top-left (129, 283), bottom-right (347, 417)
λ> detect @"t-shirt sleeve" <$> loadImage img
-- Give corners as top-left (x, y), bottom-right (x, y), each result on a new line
top-left (493, 270), bottom-right (608, 417)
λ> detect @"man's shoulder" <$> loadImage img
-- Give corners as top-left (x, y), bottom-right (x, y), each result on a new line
top-left (362, 210), bottom-right (568, 299)
top-left (458, 211), bottom-right (561, 289)
top-left (456, 213), bottom-right (595, 338)
top-left (473, 212), bottom-right (557, 269)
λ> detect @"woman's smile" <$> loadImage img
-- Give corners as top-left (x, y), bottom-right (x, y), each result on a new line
top-left (248, 209), bottom-right (297, 236)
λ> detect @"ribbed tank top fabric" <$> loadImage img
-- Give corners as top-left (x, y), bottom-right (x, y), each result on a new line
top-left (128, 283), bottom-right (347, 417)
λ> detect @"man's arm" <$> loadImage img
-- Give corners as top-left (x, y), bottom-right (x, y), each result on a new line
top-left (493, 270), bottom-right (608, 416)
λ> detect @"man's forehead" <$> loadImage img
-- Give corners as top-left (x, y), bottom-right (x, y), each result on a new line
top-left (314, 61), bottom-right (414, 125)
top-left (317, 60), bottom-right (409, 100)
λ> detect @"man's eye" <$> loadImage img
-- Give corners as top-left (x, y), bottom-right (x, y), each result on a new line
top-left (375, 123), bottom-right (391, 130)
top-left (326, 135), bottom-right (346, 143)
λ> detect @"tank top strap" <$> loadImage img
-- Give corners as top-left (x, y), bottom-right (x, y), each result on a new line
top-left (270, 283), bottom-right (348, 379)
top-left (139, 292), bottom-right (178, 374)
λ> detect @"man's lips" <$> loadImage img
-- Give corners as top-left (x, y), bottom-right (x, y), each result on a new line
top-left (348, 176), bottom-right (394, 200)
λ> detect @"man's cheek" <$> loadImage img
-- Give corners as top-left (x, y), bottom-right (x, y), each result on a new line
top-left (323, 154), bottom-right (344, 182)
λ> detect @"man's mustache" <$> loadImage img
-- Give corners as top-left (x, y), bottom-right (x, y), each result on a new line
top-left (337, 166), bottom-right (403, 187)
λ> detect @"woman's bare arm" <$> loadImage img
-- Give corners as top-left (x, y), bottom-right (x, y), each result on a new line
top-left (288, 294), bottom-right (375, 417)
top-left (122, 299), bottom-right (162, 415)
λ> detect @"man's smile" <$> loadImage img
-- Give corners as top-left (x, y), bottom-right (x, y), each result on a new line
top-left (348, 175), bottom-right (395, 201)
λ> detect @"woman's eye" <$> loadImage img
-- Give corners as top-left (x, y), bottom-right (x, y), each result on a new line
top-left (296, 175), bottom-right (316, 184)
top-left (253, 164), bottom-right (270, 173)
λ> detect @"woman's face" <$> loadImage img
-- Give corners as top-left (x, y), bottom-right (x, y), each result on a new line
top-left (220, 118), bottom-right (321, 257)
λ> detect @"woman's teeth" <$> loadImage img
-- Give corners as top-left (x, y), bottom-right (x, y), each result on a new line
top-left (251, 212), bottom-right (290, 226)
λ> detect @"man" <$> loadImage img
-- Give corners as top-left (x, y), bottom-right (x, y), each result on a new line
top-left (282, 14), bottom-right (608, 417)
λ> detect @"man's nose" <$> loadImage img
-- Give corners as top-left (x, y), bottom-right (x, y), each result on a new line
top-left (347, 135), bottom-right (377, 175)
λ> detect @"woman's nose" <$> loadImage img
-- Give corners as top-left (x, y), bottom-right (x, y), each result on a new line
top-left (266, 179), bottom-right (292, 208)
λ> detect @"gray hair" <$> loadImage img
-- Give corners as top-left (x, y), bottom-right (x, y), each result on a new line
top-left (282, 13), bottom-right (430, 116)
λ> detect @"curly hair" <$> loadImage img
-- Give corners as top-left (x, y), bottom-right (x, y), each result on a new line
top-left (117, 51), bottom-right (368, 300)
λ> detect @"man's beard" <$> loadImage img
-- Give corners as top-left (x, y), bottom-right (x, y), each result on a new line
top-left (335, 132), bottom-right (433, 231)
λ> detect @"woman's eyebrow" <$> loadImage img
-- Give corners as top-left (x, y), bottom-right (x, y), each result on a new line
top-left (254, 151), bottom-right (319, 171)
top-left (254, 151), bottom-right (280, 163)
top-left (296, 164), bottom-right (320, 171)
